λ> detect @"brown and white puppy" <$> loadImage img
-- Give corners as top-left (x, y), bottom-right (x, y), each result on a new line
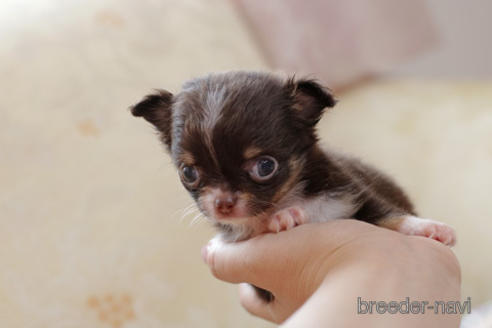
top-left (131, 71), bottom-right (456, 300)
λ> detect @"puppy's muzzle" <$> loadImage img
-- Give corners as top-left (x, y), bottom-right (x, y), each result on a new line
top-left (214, 193), bottom-right (237, 215)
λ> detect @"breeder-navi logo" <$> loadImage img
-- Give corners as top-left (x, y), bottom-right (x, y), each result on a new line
top-left (357, 297), bottom-right (471, 315)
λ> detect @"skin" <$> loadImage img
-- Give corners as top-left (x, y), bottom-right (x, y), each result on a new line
top-left (202, 220), bottom-right (461, 327)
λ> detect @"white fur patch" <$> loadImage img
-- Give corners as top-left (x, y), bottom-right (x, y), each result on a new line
top-left (202, 86), bottom-right (225, 134)
top-left (196, 87), bottom-right (226, 167)
top-left (292, 194), bottom-right (357, 223)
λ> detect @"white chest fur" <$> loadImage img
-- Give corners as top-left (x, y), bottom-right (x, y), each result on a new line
top-left (290, 194), bottom-right (358, 223)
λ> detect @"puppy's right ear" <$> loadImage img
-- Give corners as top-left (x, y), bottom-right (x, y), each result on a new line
top-left (131, 90), bottom-right (173, 149)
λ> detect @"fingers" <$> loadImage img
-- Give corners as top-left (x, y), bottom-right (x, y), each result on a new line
top-left (238, 283), bottom-right (277, 322)
top-left (203, 220), bottom-right (380, 289)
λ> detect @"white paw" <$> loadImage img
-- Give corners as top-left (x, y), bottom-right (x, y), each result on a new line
top-left (267, 207), bottom-right (306, 233)
top-left (398, 216), bottom-right (457, 246)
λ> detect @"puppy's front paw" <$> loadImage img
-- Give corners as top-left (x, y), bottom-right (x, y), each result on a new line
top-left (413, 219), bottom-right (456, 246)
top-left (381, 216), bottom-right (457, 246)
top-left (267, 207), bottom-right (305, 233)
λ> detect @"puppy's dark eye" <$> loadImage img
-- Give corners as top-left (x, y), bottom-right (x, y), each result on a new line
top-left (181, 165), bottom-right (199, 185)
top-left (249, 156), bottom-right (278, 182)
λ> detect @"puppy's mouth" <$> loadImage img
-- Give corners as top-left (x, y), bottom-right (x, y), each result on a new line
top-left (204, 201), bottom-right (253, 223)
top-left (212, 209), bottom-right (251, 221)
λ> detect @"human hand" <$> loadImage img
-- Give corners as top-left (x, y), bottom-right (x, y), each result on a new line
top-left (202, 220), bottom-right (461, 327)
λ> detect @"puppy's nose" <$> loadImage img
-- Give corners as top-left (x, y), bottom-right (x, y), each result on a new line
top-left (214, 194), bottom-right (237, 215)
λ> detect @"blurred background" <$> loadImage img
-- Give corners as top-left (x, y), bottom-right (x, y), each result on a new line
top-left (0, 0), bottom-right (491, 327)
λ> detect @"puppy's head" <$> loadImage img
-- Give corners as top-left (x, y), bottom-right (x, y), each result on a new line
top-left (131, 72), bottom-right (335, 227)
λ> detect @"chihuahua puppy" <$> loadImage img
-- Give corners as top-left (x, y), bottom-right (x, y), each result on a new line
top-left (131, 71), bottom-right (456, 301)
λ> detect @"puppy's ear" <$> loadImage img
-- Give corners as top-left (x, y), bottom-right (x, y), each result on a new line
top-left (131, 90), bottom-right (173, 149)
top-left (288, 78), bottom-right (336, 126)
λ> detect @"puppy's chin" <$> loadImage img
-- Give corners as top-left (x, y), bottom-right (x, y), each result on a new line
top-left (207, 209), bottom-right (254, 225)
top-left (211, 213), bottom-right (263, 242)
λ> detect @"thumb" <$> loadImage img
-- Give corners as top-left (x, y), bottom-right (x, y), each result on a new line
top-left (202, 235), bottom-right (271, 287)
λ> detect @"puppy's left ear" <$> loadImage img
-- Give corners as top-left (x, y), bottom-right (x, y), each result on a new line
top-left (130, 89), bottom-right (174, 149)
top-left (288, 78), bottom-right (337, 126)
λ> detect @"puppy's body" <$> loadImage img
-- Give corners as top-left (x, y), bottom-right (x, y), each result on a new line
top-left (213, 149), bottom-right (417, 242)
top-left (131, 71), bottom-right (456, 300)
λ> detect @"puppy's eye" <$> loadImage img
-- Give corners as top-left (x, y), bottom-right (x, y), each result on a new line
top-left (181, 165), bottom-right (199, 185)
top-left (249, 156), bottom-right (278, 182)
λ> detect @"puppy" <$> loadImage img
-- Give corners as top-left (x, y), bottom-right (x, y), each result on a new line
top-left (131, 71), bottom-right (456, 301)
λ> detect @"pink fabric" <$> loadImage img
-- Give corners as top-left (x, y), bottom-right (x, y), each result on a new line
top-left (233, 0), bottom-right (437, 88)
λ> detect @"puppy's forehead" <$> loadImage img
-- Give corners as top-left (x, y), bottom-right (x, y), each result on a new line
top-left (173, 72), bottom-right (295, 167)
top-left (176, 72), bottom-right (286, 118)
top-left (176, 73), bottom-right (291, 133)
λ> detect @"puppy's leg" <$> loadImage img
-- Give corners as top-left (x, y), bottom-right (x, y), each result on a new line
top-left (267, 207), bottom-right (306, 233)
top-left (378, 215), bottom-right (456, 246)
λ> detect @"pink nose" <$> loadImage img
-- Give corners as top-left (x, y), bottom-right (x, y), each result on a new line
top-left (214, 194), bottom-right (237, 215)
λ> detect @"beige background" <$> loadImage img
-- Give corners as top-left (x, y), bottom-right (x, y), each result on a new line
top-left (0, 0), bottom-right (491, 327)
top-left (392, 0), bottom-right (492, 78)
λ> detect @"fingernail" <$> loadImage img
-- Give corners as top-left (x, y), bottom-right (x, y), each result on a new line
top-left (201, 245), bottom-right (208, 263)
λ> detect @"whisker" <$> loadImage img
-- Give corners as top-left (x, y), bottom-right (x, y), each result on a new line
top-left (190, 212), bottom-right (206, 227)
top-left (182, 205), bottom-right (199, 218)
top-left (173, 203), bottom-right (193, 217)
top-left (177, 203), bottom-right (200, 223)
